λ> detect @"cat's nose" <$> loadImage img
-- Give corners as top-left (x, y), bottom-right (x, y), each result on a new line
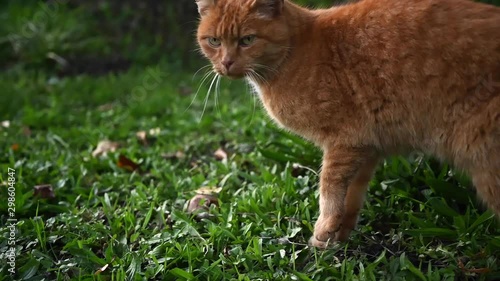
top-left (222, 59), bottom-right (234, 70)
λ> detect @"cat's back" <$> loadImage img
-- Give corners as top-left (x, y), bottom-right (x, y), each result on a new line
top-left (322, 0), bottom-right (500, 63)
top-left (317, 0), bottom-right (500, 99)
top-left (307, 0), bottom-right (500, 151)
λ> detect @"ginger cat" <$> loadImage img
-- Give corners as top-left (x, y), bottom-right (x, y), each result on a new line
top-left (195, 0), bottom-right (500, 248)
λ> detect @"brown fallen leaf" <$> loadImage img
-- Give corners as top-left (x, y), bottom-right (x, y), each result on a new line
top-left (458, 258), bottom-right (491, 274)
top-left (466, 268), bottom-right (491, 274)
top-left (34, 184), bottom-right (55, 199)
top-left (213, 148), bottom-right (228, 161)
top-left (92, 140), bottom-right (120, 157)
top-left (187, 194), bottom-right (219, 215)
top-left (117, 154), bottom-right (141, 172)
top-left (186, 186), bottom-right (222, 220)
top-left (195, 186), bottom-right (222, 195)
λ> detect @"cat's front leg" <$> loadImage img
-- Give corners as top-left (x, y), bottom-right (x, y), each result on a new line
top-left (310, 146), bottom-right (376, 248)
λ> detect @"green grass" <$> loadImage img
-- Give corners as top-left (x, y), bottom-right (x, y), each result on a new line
top-left (1, 62), bottom-right (499, 280)
top-left (1, 1), bottom-right (500, 280)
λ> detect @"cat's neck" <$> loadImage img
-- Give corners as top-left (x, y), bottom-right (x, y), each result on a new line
top-left (250, 1), bottom-right (317, 90)
top-left (284, 0), bottom-right (316, 28)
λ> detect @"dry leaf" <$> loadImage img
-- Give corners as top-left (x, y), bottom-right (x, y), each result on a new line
top-left (95, 263), bottom-right (109, 275)
top-left (458, 258), bottom-right (491, 274)
top-left (466, 268), bottom-right (491, 274)
top-left (92, 140), bottom-right (120, 157)
top-left (467, 267), bottom-right (491, 274)
top-left (34, 184), bottom-right (55, 199)
top-left (136, 129), bottom-right (160, 146)
top-left (195, 186), bottom-right (222, 195)
top-left (187, 188), bottom-right (220, 220)
top-left (162, 151), bottom-right (185, 160)
top-left (1, 120), bottom-right (10, 128)
top-left (117, 154), bottom-right (140, 172)
top-left (11, 144), bottom-right (19, 151)
top-left (136, 131), bottom-right (148, 146)
top-left (213, 148), bottom-right (228, 161)
top-left (95, 257), bottom-right (115, 275)
top-left (187, 194), bottom-right (218, 214)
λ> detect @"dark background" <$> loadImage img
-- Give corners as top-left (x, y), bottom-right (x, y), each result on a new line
top-left (1, 0), bottom-right (345, 76)
top-left (9, 0), bottom-right (500, 77)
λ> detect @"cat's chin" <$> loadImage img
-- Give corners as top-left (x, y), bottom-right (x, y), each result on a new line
top-left (223, 73), bottom-right (245, 80)
top-left (215, 70), bottom-right (245, 80)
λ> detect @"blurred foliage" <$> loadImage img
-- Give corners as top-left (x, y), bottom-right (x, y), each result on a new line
top-left (0, 0), bottom-right (498, 75)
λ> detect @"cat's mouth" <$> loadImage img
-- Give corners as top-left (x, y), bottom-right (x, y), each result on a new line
top-left (226, 73), bottom-right (245, 79)
top-left (216, 69), bottom-right (246, 79)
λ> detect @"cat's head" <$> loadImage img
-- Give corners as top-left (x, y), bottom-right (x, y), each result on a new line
top-left (196, 0), bottom-right (291, 80)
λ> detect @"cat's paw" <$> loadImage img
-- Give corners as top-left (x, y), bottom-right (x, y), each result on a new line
top-left (312, 215), bottom-right (342, 243)
top-left (308, 235), bottom-right (334, 249)
top-left (334, 225), bottom-right (353, 242)
top-left (309, 224), bottom-right (352, 249)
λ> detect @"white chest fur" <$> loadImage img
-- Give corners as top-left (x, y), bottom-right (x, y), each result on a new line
top-left (246, 77), bottom-right (263, 98)
top-left (246, 77), bottom-right (284, 127)
top-left (245, 77), bottom-right (327, 147)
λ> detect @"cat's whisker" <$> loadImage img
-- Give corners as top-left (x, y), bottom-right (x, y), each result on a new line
top-left (192, 46), bottom-right (207, 55)
top-left (186, 70), bottom-right (215, 112)
top-left (250, 80), bottom-right (258, 126)
top-left (250, 64), bottom-right (279, 83)
top-left (253, 63), bottom-right (279, 76)
top-left (247, 70), bottom-right (258, 83)
top-left (243, 72), bottom-right (259, 126)
top-left (251, 69), bottom-right (270, 88)
top-left (192, 65), bottom-right (212, 80)
top-left (199, 73), bottom-right (219, 122)
top-left (245, 72), bottom-right (254, 85)
top-left (250, 72), bottom-right (259, 85)
top-left (214, 74), bottom-right (222, 119)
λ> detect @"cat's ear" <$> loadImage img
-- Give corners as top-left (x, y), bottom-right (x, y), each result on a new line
top-left (195, 0), bottom-right (216, 16)
top-left (252, 0), bottom-right (284, 18)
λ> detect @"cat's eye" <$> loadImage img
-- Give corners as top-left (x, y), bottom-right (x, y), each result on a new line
top-left (207, 37), bottom-right (221, 47)
top-left (239, 35), bottom-right (256, 47)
